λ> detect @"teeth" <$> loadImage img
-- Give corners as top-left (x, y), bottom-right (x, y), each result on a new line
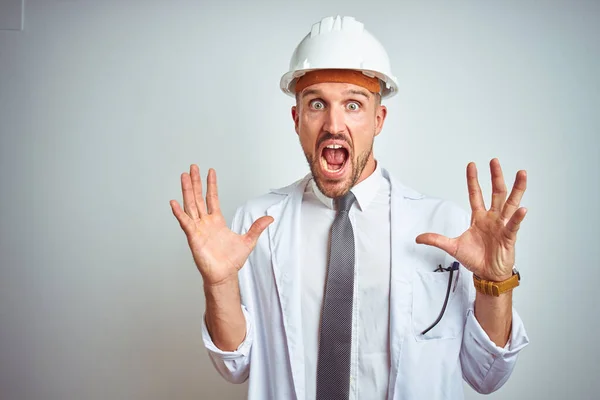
top-left (326, 144), bottom-right (342, 149)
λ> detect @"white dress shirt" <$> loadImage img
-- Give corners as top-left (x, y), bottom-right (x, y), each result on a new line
top-left (301, 162), bottom-right (391, 399)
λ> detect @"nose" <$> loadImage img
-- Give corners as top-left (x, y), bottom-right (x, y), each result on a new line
top-left (322, 105), bottom-right (346, 135)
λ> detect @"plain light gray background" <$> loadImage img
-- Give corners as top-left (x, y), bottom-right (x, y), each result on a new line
top-left (1, 1), bottom-right (598, 399)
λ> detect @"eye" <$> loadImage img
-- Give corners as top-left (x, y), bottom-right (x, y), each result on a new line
top-left (346, 102), bottom-right (360, 111)
top-left (310, 100), bottom-right (325, 110)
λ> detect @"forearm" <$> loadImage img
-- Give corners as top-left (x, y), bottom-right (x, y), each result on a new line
top-left (474, 289), bottom-right (513, 347)
top-left (204, 278), bottom-right (247, 351)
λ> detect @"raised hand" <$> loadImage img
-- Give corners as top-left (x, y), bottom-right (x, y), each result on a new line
top-left (416, 158), bottom-right (528, 282)
top-left (170, 165), bottom-right (273, 286)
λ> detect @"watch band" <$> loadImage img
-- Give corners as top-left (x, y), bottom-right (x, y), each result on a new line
top-left (473, 269), bottom-right (520, 296)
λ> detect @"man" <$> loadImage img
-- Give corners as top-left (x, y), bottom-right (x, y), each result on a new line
top-left (170, 15), bottom-right (529, 399)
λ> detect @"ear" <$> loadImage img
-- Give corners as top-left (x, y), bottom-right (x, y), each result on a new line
top-left (374, 105), bottom-right (387, 137)
top-left (291, 105), bottom-right (300, 135)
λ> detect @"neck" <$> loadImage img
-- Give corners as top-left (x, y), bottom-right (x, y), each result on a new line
top-left (354, 156), bottom-right (377, 186)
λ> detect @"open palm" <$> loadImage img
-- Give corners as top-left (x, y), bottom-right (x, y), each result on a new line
top-left (170, 165), bottom-right (273, 286)
top-left (416, 158), bottom-right (528, 281)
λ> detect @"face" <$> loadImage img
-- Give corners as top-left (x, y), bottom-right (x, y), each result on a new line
top-left (291, 81), bottom-right (387, 198)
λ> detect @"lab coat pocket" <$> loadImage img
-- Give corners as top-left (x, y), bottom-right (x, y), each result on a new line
top-left (412, 269), bottom-right (464, 341)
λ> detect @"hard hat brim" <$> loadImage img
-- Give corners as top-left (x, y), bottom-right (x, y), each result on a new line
top-left (280, 68), bottom-right (398, 99)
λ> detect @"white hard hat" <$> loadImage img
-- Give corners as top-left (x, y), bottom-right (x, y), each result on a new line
top-left (280, 15), bottom-right (398, 99)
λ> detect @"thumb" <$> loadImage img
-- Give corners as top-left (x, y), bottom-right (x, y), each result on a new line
top-left (244, 216), bottom-right (275, 248)
top-left (415, 233), bottom-right (457, 256)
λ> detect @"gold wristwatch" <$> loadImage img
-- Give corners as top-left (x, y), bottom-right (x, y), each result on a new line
top-left (473, 268), bottom-right (520, 297)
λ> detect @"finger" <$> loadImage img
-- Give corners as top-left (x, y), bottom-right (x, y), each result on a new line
top-left (244, 216), bottom-right (275, 248)
top-left (501, 170), bottom-right (527, 222)
top-left (170, 200), bottom-right (194, 235)
top-left (206, 169), bottom-right (221, 215)
top-left (504, 207), bottom-right (527, 241)
top-left (190, 164), bottom-right (208, 217)
top-left (490, 158), bottom-right (507, 213)
top-left (181, 172), bottom-right (199, 219)
top-left (467, 162), bottom-right (486, 212)
top-left (415, 233), bottom-right (458, 257)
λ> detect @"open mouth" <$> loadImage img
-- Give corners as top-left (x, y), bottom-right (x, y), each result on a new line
top-left (320, 143), bottom-right (350, 175)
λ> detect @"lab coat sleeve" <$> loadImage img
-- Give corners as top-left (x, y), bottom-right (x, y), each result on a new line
top-left (452, 205), bottom-right (529, 394)
top-left (460, 291), bottom-right (530, 394)
top-left (201, 303), bottom-right (253, 384)
top-left (200, 205), bottom-right (254, 384)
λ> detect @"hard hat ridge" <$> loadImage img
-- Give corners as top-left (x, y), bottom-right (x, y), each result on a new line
top-left (309, 15), bottom-right (363, 37)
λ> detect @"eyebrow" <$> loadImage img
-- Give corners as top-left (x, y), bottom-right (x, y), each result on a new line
top-left (300, 88), bottom-right (371, 99)
top-left (300, 89), bottom-right (321, 98)
top-left (342, 89), bottom-right (371, 99)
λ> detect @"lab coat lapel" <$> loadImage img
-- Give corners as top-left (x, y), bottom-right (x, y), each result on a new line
top-left (383, 168), bottom-right (425, 399)
top-left (266, 175), bottom-right (310, 400)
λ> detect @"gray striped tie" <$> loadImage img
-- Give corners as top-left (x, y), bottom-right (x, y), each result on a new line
top-left (316, 191), bottom-right (357, 400)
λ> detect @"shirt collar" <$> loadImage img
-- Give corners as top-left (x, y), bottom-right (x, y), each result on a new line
top-left (310, 161), bottom-right (384, 211)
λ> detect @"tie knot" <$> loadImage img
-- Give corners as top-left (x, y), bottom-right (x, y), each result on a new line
top-left (336, 191), bottom-right (356, 213)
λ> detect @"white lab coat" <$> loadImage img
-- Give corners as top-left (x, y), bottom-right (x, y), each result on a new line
top-left (202, 167), bottom-right (529, 399)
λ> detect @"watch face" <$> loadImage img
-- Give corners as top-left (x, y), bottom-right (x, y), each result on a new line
top-left (512, 267), bottom-right (521, 280)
